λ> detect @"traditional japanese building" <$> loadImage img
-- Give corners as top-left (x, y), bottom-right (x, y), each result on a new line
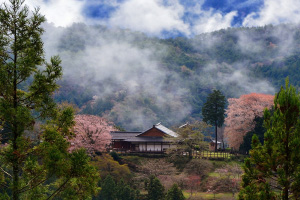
top-left (209, 139), bottom-right (222, 151)
top-left (110, 123), bottom-right (178, 153)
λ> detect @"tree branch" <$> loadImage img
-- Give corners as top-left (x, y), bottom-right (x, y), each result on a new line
top-left (18, 175), bottom-right (52, 194)
top-left (0, 166), bottom-right (12, 178)
top-left (46, 178), bottom-right (70, 200)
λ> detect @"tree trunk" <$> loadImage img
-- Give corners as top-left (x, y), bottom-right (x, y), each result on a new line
top-left (12, 139), bottom-right (19, 200)
top-left (283, 125), bottom-right (290, 200)
top-left (189, 149), bottom-right (193, 159)
top-left (13, 68), bottom-right (19, 200)
top-left (215, 122), bottom-right (218, 152)
top-left (12, 18), bottom-right (19, 199)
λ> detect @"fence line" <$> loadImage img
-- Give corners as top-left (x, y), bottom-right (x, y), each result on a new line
top-left (193, 150), bottom-right (231, 160)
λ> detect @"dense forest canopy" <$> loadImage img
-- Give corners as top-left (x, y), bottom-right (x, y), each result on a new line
top-left (44, 22), bottom-right (300, 130)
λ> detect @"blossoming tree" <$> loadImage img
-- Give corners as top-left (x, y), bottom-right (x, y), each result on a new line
top-left (69, 115), bottom-right (116, 154)
top-left (224, 93), bottom-right (274, 149)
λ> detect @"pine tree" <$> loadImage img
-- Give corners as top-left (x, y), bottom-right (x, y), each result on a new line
top-left (165, 184), bottom-right (185, 200)
top-left (0, 1), bottom-right (99, 199)
top-left (239, 78), bottom-right (300, 200)
top-left (202, 89), bottom-right (226, 151)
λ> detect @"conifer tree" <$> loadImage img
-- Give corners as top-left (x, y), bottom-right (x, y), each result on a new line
top-left (239, 79), bottom-right (300, 200)
top-left (202, 89), bottom-right (226, 151)
top-left (0, 1), bottom-right (99, 199)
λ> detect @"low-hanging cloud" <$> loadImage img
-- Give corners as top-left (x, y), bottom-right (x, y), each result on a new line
top-left (2, 0), bottom-right (297, 130)
top-left (200, 62), bottom-right (275, 97)
top-left (42, 23), bottom-right (192, 130)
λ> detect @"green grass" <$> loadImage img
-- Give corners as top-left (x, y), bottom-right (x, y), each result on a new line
top-left (183, 191), bottom-right (236, 199)
top-left (208, 172), bottom-right (220, 177)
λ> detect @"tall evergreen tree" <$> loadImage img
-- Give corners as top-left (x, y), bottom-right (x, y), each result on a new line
top-left (202, 89), bottom-right (226, 151)
top-left (239, 79), bottom-right (300, 200)
top-left (0, 1), bottom-right (99, 199)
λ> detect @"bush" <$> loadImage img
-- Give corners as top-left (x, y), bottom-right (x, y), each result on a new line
top-left (92, 154), bottom-right (131, 182)
top-left (165, 184), bottom-right (185, 200)
top-left (110, 151), bottom-right (121, 162)
top-left (167, 155), bottom-right (191, 171)
top-left (123, 156), bottom-right (143, 165)
top-left (184, 159), bottom-right (213, 178)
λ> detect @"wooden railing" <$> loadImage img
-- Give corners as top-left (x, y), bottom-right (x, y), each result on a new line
top-left (111, 148), bottom-right (165, 154)
top-left (110, 148), bottom-right (234, 159)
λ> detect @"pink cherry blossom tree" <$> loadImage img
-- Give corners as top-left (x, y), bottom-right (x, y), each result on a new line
top-left (69, 115), bottom-right (116, 155)
top-left (224, 93), bottom-right (274, 150)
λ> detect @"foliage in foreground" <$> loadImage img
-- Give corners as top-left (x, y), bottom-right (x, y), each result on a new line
top-left (0, 1), bottom-right (99, 199)
top-left (239, 79), bottom-right (300, 200)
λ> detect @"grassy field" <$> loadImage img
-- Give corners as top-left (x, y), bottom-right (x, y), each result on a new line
top-left (183, 191), bottom-right (236, 200)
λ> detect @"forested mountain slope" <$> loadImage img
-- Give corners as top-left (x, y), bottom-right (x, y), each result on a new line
top-left (45, 23), bottom-right (300, 130)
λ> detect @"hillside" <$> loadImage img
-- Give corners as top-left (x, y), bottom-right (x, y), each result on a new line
top-left (45, 23), bottom-right (300, 130)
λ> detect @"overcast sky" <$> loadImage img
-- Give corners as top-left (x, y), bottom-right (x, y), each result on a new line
top-left (1, 0), bottom-right (300, 37)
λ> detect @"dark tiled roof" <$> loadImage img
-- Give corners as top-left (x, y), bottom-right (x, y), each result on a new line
top-left (155, 123), bottom-right (178, 137)
top-left (124, 136), bottom-right (172, 142)
top-left (110, 131), bottom-right (141, 140)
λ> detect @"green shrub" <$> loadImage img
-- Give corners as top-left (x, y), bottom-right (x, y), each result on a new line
top-left (110, 151), bottom-right (121, 162)
top-left (167, 156), bottom-right (190, 171)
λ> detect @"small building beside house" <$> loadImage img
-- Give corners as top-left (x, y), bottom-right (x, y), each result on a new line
top-left (209, 140), bottom-right (222, 151)
top-left (111, 123), bottom-right (178, 153)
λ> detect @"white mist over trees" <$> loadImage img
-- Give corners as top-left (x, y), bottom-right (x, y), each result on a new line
top-left (38, 21), bottom-right (300, 130)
